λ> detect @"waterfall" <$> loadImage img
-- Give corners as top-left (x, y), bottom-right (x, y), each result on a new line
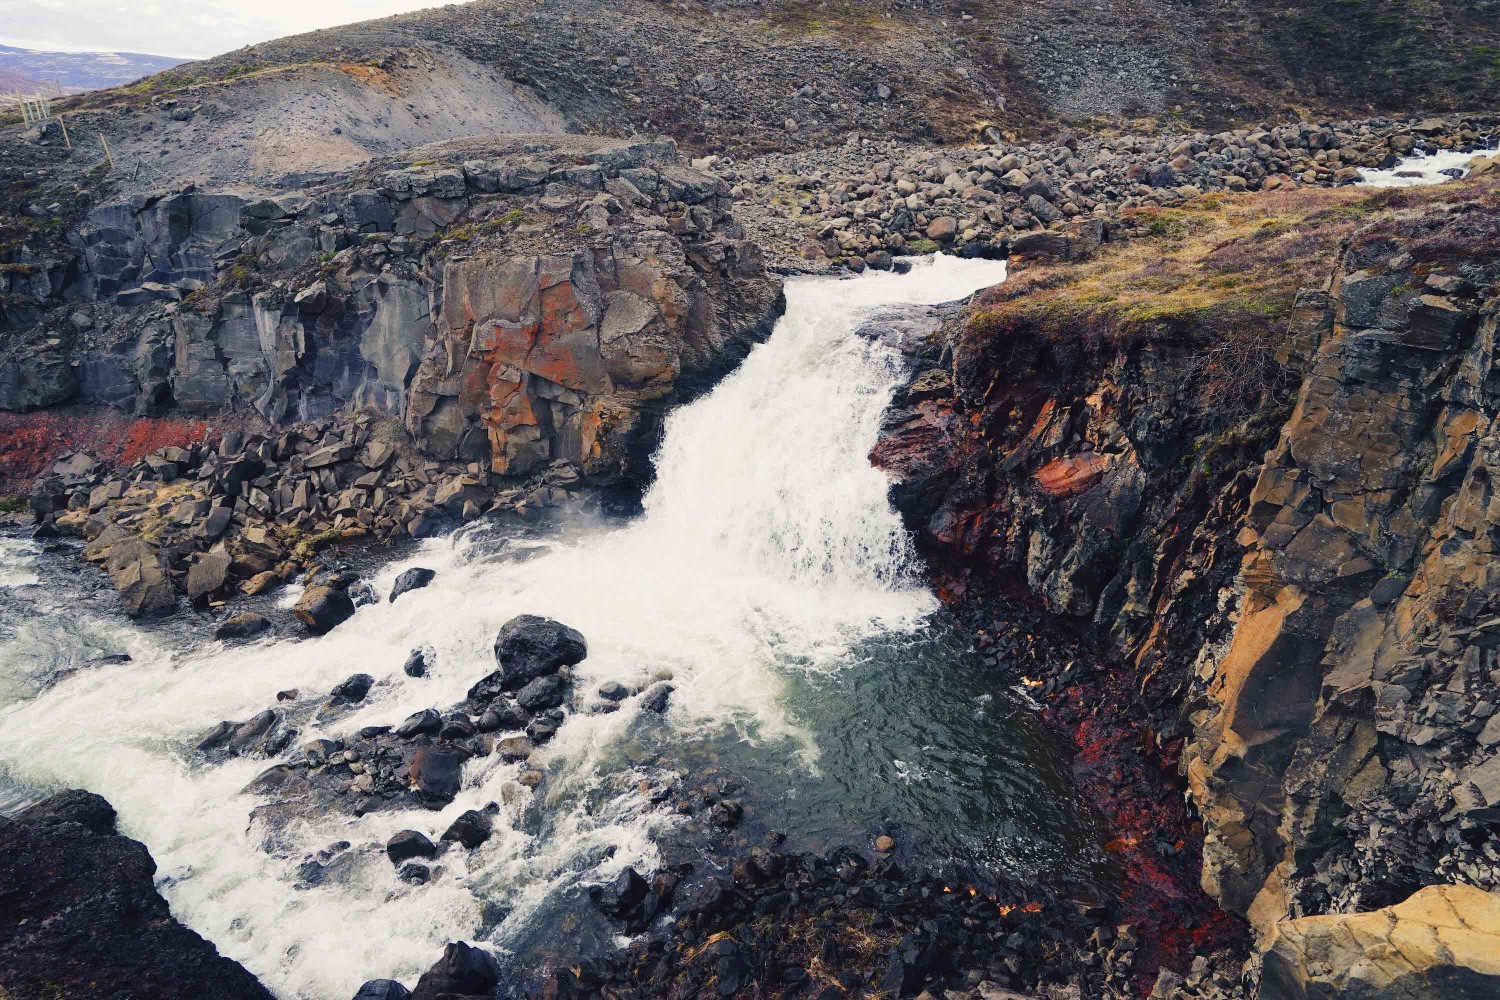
top-left (0, 254), bottom-right (1008, 998)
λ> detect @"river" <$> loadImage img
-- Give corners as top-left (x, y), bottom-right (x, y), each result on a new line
top-left (0, 255), bottom-right (1104, 998)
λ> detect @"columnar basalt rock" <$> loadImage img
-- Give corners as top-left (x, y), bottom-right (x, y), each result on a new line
top-left (411, 228), bottom-right (772, 479)
top-left (4, 135), bottom-right (782, 493)
top-left (874, 175), bottom-right (1500, 994)
top-left (1189, 217), bottom-right (1500, 936)
top-left (1260, 884), bottom-right (1500, 1000)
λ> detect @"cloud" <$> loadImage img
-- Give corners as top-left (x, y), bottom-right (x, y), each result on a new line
top-left (0, 0), bottom-right (460, 59)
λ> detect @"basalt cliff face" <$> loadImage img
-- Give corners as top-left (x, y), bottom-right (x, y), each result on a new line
top-left (3, 135), bottom-right (779, 483)
top-left (876, 174), bottom-right (1500, 995)
top-left (1, 135), bottom-right (780, 615)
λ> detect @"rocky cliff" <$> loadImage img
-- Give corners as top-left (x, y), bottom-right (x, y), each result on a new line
top-left (0, 790), bottom-right (271, 1000)
top-left (2, 134), bottom-right (780, 614)
top-left (876, 171), bottom-right (1500, 994)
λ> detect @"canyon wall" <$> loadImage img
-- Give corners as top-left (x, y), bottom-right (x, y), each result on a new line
top-left (876, 174), bottom-right (1500, 994)
top-left (1, 136), bottom-right (781, 489)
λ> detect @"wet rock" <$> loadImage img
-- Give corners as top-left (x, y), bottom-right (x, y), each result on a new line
top-left (488, 704), bottom-right (530, 731)
top-left (441, 809), bottom-right (493, 849)
top-left (440, 716), bottom-right (476, 740)
top-left (516, 674), bottom-right (567, 711)
top-left (641, 682), bottom-right (674, 713)
top-left (409, 748), bottom-right (462, 807)
top-left (496, 736), bottom-right (534, 762)
top-left (526, 715), bottom-right (562, 744)
top-left (386, 830), bottom-right (438, 866)
top-left (352, 980), bottom-right (411, 1000)
top-left (330, 673), bottom-right (375, 703)
top-left (398, 862), bottom-right (431, 885)
top-left (403, 645), bottom-right (433, 677)
top-left (598, 681), bottom-right (629, 701)
top-left (710, 799), bottom-right (744, 828)
top-left (396, 708), bottom-right (442, 738)
top-left (0, 790), bottom-right (272, 999)
top-left (215, 612), bottom-right (271, 641)
top-left (492, 614), bottom-right (587, 689)
top-left (292, 583), bottom-right (356, 635)
top-left (594, 866), bottom-right (650, 918)
top-left (390, 567), bottom-right (436, 602)
top-left (410, 942), bottom-right (502, 1000)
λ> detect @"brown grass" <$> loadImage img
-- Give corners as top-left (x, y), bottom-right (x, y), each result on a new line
top-left (959, 174), bottom-right (1500, 417)
top-left (971, 176), bottom-right (1500, 347)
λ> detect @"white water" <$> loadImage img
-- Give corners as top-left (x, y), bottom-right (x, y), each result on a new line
top-left (0, 254), bottom-right (1007, 999)
top-left (1359, 147), bottom-right (1492, 188)
top-left (0, 536), bottom-right (39, 589)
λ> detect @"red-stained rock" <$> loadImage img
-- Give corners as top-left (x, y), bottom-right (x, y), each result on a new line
top-left (409, 233), bottom-right (779, 482)
top-left (1033, 453), bottom-right (1110, 497)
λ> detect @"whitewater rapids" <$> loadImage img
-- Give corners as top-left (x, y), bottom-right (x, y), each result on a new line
top-left (0, 254), bottom-right (1009, 998)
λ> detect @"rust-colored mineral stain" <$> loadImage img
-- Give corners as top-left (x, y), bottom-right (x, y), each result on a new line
top-left (1034, 453), bottom-right (1109, 497)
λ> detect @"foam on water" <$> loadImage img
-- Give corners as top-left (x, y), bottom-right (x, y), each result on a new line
top-left (0, 254), bottom-right (1008, 998)
top-left (0, 537), bottom-right (39, 589)
top-left (1359, 147), bottom-right (1492, 188)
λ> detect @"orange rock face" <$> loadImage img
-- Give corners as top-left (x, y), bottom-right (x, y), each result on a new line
top-left (1033, 453), bottom-right (1110, 497)
top-left (405, 233), bottom-right (779, 482)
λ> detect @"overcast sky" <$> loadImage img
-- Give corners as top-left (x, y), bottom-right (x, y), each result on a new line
top-left (0, 0), bottom-right (462, 60)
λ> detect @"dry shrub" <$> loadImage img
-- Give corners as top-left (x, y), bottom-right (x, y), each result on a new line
top-left (0, 411), bottom-right (212, 494)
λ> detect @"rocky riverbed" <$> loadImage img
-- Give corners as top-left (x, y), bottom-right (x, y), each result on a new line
top-left (6, 4), bottom-right (1500, 994)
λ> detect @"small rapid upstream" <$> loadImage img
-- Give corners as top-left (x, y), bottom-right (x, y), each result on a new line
top-left (0, 256), bottom-right (1102, 998)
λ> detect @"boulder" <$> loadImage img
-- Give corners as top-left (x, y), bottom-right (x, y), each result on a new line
top-left (186, 549), bottom-right (233, 603)
top-left (594, 866), bottom-right (649, 918)
top-left (104, 538), bottom-right (176, 617)
top-left (215, 613), bottom-right (271, 641)
top-left (390, 567), bottom-right (437, 602)
top-left (396, 708), bottom-right (442, 738)
top-left (403, 646), bottom-right (433, 677)
top-left (926, 216), bottom-right (959, 242)
top-left (1262, 884), bottom-right (1500, 1000)
top-left (353, 980), bottom-right (411, 1000)
top-left (385, 830), bottom-right (438, 866)
top-left (640, 682), bottom-right (674, 714)
top-left (410, 942), bottom-right (502, 1000)
top-left (408, 749), bottom-right (462, 807)
top-left (516, 674), bottom-right (567, 711)
top-left (491, 615), bottom-right (587, 690)
top-left (0, 790), bottom-right (272, 999)
top-left (440, 809), bottom-right (493, 849)
top-left (330, 673), bottom-right (375, 703)
top-left (292, 584), bottom-right (356, 635)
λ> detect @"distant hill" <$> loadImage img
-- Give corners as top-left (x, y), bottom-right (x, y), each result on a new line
top-left (0, 43), bottom-right (186, 94)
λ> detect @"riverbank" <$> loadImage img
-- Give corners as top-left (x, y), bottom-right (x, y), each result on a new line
top-left (873, 166), bottom-right (1500, 996)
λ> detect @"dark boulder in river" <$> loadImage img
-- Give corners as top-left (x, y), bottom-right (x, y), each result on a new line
top-left (410, 941), bottom-right (503, 1000)
top-left (353, 980), bottom-right (411, 1000)
top-left (215, 612), bottom-right (271, 641)
top-left (0, 789), bottom-right (272, 999)
top-left (386, 830), bottom-right (437, 866)
top-left (389, 567), bottom-right (437, 602)
top-left (492, 614), bottom-right (587, 689)
top-left (293, 582), bottom-right (356, 635)
top-left (441, 809), bottom-right (493, 850)
top-left (330, 673), bottom-right (375, 703)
